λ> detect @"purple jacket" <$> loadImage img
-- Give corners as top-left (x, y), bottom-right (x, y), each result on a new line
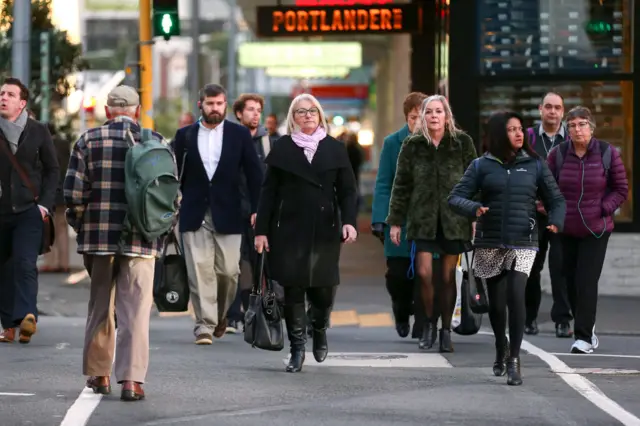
top-left (547, 138), bottom-right (628, 238)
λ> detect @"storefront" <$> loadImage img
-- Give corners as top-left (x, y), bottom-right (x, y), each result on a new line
top-left (441, 0), bottom-right (640, 231)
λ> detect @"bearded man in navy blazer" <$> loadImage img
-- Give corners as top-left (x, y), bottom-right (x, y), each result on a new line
top-left (172, 84), bottom-right (263, 345)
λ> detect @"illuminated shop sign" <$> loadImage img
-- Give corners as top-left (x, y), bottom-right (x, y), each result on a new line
top-left (295, 0), bottom-right (393, 5)
top-left (256, 5), bottom-right (422, 37)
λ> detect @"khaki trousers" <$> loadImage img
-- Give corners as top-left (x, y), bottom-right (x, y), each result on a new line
top-left (182, 215), bottom-right (242, 336)
top-left (82, 255), bottom-right (155, 383)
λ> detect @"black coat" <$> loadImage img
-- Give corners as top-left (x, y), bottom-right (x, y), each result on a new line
top-left (448, 151), bottom-right (565, 249)
top-left (0, 118), bottom-right (60, 215)
top-left (255, 135), bottom-right (358, 288)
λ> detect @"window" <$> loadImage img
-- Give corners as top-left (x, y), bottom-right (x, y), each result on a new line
top-left (478, 0), bottom-right (634, 76)
top-left (478, 80), bottom-right (633, 221)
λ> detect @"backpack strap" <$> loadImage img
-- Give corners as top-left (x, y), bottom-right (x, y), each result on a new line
top-left (527, 127), bottom-right (536, 147)
top-left (554, 141), bottom-right (570, 180)
top-left (599, 140), bottom-right (612, 181)
top-left (140, 128), bottom-right (154, 143)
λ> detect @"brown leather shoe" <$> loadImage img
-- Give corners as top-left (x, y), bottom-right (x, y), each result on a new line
top-left (18, 314), bottom-right (37, 344)
top-left (86, 376), bottom-right (111, 395)
top-left (213, 319), bottom-right (227, 338)
top-left (0, 328), bottom-right (16, 343)
top-left (120, 381), bottom-right (145, 401)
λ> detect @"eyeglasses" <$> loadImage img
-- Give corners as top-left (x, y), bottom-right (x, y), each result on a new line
top-left (567, 121), bottom-right (590, 131)
top-left (295, 108), bottom-right (319, 117)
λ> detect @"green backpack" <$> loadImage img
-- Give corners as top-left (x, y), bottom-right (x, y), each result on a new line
top-left (123, 128), bottom-right (180, 243)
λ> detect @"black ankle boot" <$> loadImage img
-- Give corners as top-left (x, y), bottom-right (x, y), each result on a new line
top-left (493, 340), bottom-right (509, 377)
top-left (287, 347), bottom-right (305, 373)
top-left (284, 303), bottom-right (307, 373)
top-left (506, 357), bottom-right (522, 386)
top-left (438, 329), bottom-right (453, 353)
top-left (392, 302), bottom-right (410, 338)
top-left (311, 306), bottom-right (330, 363)
top-left (418, 320), bottom-right (435, 350)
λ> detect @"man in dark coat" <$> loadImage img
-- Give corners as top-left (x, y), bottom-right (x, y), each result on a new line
top-left (225, 93), bottom-right (274, 333)
top-left (172, 84), bottom-right (263, 345)
top-left (0, 77), bottom-right (59, 344)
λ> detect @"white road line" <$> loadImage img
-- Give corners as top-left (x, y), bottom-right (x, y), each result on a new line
top-left (0, 392), bottom-right (35, 396)
top-left (550, 353), bottom-right (640, 360)
top-left (479, 331), bottom-right (640, 426)
top-left (59, 389), bottom-right (103, 426)
top-left (59, 330), bottom-right (117, 426)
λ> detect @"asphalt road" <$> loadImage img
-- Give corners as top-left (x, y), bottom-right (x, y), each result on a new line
top-left (2, 235), bottom-right (637, 425)
top-left (2, 313), bottom-right (640, 425)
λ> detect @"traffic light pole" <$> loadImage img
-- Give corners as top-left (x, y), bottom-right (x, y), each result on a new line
top-left (139, 0), bottom-right (154, 129)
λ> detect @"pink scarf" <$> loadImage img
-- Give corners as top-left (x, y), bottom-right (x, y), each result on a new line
top-left (291, 126), bottom-right (327, 163)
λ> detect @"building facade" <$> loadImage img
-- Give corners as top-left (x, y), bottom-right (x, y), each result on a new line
top-left (411, 0), bottom-right (639, 232)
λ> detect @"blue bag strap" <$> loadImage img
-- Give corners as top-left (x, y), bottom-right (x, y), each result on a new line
top-left (407, 241), bottom-right (416, 279)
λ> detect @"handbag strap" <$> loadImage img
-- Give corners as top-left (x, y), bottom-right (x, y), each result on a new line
top-left (161, 229), bottom-right (183, 257)
top-left (0, 135), bottom-right (38, 201)
top-left (253, 252), bottom-right (274, 294)
top-left (463, 250), bottom-right (475, 271)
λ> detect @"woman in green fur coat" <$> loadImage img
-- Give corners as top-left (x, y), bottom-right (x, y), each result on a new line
top-left (386, 95), bottom-right (478, 352)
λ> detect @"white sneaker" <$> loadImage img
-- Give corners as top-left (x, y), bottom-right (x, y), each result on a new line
top-left (591, 326), bottom-right (599, 349)
top-left (571, 339), bottom-right (594, 354)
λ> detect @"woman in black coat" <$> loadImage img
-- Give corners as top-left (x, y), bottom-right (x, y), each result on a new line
top-left (448, 111), bottom-right (565, 386)
top-left (254, 94), bottom-right (358, 373)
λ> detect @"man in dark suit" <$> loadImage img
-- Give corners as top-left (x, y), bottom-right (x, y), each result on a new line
top-left (171, 84), bottom-right (263, 345)
top-left (0, 77), bottom-right (60, 344)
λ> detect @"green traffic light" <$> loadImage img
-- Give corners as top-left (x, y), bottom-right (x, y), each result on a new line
top-left (586, 20), bottom-right (612, 34)
top-left (161, 13), bottom-right (173, 34)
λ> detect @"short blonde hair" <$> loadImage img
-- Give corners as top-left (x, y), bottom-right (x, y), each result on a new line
top-left (413, 94), bottom-right (464, 144)
top-left (285, 94), bottom-right (329, 135)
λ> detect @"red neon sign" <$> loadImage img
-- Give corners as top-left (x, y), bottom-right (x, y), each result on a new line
top-left (295, 0), bottom-right (393, 5)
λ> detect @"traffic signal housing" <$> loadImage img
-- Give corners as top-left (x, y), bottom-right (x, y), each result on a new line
top-left (152, 0), bottom-right (180, 40)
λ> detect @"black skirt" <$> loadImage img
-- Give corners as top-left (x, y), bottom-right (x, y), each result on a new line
top-left (413, 219), bottom-right (471, 255)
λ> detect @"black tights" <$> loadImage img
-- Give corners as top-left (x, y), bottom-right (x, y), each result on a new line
top-left (415, 253), bottom-right (458, 329)
top-left (487, 269), bottom-right (527, 358)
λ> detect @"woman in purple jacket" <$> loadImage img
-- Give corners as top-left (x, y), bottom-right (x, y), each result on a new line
top-left (547, 106), bottom-right (628, 354)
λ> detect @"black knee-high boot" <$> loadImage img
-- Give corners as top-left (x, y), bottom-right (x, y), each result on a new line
top-left (284, 303), bottom-right (306, 373)
top-left (310, 305), bottom-right (330, 362)
top-left (307, 287), bottom-right (336, 363)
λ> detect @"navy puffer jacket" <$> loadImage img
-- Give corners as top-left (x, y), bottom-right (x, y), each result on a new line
top-left (448, 150), bottom-right (565, 249)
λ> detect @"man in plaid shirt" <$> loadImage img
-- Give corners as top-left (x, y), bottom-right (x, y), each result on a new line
top-left (64, 86), bottom-right (178, 402)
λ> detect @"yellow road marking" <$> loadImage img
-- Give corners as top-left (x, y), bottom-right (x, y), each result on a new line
top-left (330, 310), bottom-right (360, 327)
top-left (357, 313), bottom-right (394, 328)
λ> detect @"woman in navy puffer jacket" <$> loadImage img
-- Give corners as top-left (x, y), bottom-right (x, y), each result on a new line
top-left (547, 106), bottom-right (628, 355)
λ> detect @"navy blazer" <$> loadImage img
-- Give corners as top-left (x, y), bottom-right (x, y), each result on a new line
top-left (172, 120), bottom-right (264, 234)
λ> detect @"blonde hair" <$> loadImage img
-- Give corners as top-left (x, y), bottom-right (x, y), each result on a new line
top-left (413, 94), bottom-right (463, 144)
top-left (285, 94), bottom-right (329, 135)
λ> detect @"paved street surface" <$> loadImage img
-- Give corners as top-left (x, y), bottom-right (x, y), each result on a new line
top-left (2, 315), bottom-right (640, 426)
top-left (1, 233), bottom-right (639, 425)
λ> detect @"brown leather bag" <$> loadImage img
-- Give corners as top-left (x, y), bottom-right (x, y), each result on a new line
top-left (0, 138), bottom-right (56, 254)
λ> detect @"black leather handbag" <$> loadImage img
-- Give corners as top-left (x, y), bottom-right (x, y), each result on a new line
top-left (153, 231), bottom-right (190, 312)
top-left (244, 252), bottom-right (284, 351)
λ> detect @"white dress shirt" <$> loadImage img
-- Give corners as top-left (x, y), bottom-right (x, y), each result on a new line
top-left (198, 120), bottom-right (224, 180)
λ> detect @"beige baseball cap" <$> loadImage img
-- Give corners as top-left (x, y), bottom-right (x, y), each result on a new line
top-left (107, 85), bottom-right (140, 107)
